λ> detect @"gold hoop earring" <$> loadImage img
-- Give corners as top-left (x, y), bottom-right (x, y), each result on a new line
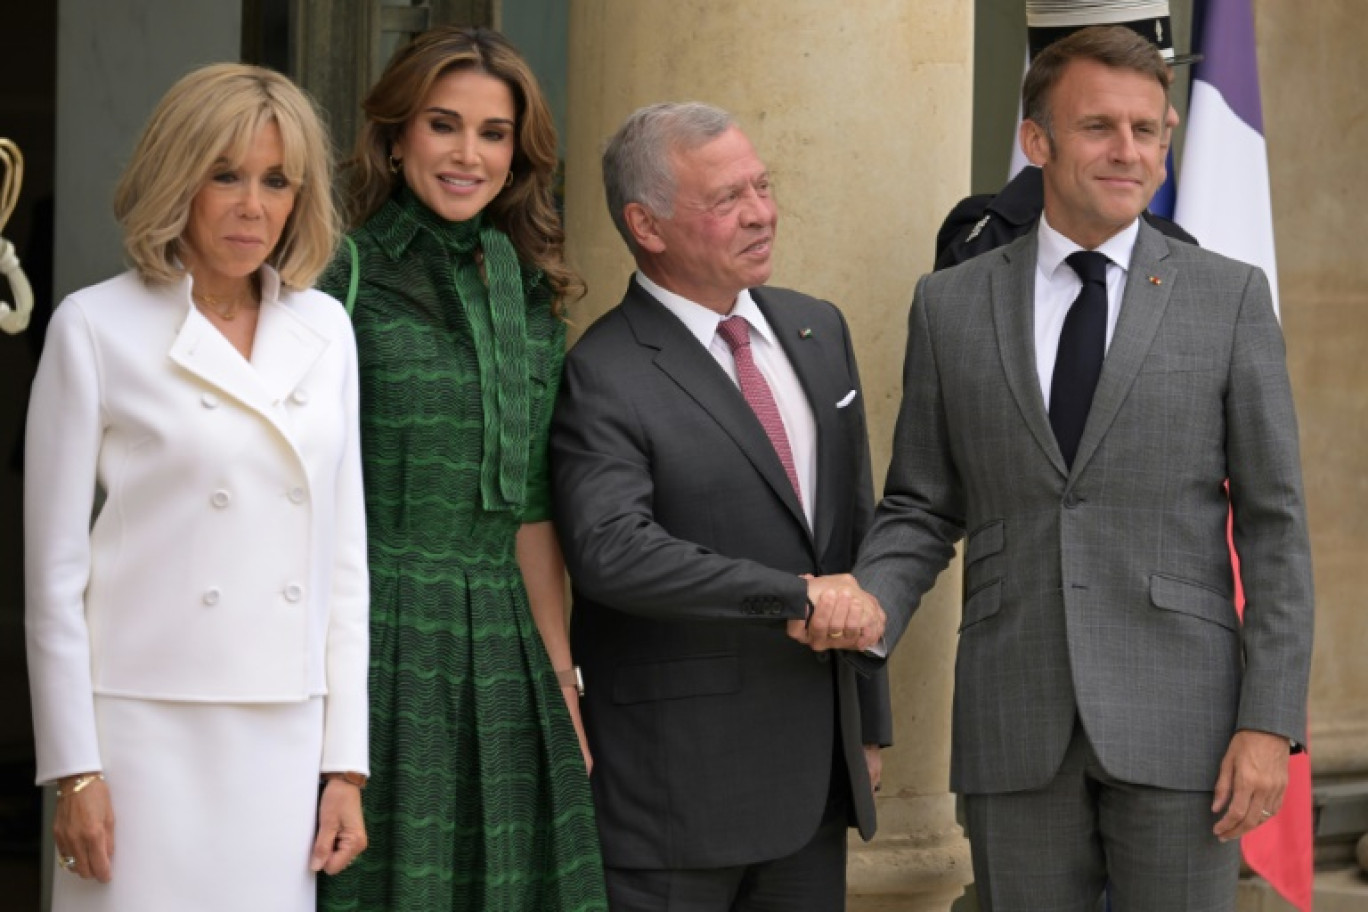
top-left (388, 155), bottom-right (402, 174)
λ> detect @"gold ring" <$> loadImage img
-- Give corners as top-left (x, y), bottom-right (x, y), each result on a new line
top-left (59, 855), bottom-right (76, 870)
top-left (828, 630), bottom-right (846, 639)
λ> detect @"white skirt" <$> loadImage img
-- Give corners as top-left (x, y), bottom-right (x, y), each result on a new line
top-left (53, 695), bottom-right (324, 912)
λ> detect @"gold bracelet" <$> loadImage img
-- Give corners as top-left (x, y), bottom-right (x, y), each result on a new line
top-left (55, 773), bottom-right (104, 798)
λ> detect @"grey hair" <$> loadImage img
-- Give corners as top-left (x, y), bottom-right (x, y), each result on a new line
top-left (602, 101), bottom-right (735, 251)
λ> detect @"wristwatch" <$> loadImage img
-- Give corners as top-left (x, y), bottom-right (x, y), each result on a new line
top-left (556, 666), bottom-right (585, 697)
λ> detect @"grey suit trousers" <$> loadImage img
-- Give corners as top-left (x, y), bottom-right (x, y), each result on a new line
top-left (965, 720), bottom-right (1240, 912)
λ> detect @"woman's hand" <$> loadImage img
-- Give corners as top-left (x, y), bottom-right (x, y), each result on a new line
top-left (53, 773), bottom-right (115, 882)
top-left (514, 523), bottom-right (592, 774)
top-left (311, 777), bottom-right (368, 875)
top-left (562, 685), bottom-right (593, 775)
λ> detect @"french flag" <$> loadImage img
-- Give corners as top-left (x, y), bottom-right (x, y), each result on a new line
top-left (1177, 2), bottom-right (1311, 910)
top-left (1174, 0), bottom-right (1280, 314)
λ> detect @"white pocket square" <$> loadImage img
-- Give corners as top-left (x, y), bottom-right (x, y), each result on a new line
top-left (836, 389), bottom-right (858, 408)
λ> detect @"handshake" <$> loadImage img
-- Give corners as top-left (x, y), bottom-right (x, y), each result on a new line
top-left (788, 574), bottom-right (885, 653)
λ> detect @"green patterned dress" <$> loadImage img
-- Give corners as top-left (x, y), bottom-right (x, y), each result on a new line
top-left (316, 188), bottom-right (605, 912)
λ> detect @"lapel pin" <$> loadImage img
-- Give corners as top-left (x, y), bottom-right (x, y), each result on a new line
top-left (799, 327), bottom-right (813, 339)
top-left (1148, 276), bottom-right (1162, 285)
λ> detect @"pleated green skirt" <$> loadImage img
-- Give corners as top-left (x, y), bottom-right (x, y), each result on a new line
top-left (318, 547), bottom-right (605, 912)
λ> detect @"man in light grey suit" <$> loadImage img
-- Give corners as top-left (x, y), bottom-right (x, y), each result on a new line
top-left (551, 102), bottom-right (889, 911)
top-left (855, 27), bottom-right (1313, 912)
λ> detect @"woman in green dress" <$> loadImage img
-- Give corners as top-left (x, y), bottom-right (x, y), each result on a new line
top-left (316, 26), bottom-right (605, 912)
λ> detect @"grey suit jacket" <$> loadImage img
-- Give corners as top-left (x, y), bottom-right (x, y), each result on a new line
top-left (857, 222), bottom-right (1313, 795)
top-left (551, 278), bottom-right (883, 870)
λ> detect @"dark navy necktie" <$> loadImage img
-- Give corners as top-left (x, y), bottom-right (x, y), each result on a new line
top-left (1049, 250), bottom-right (1110, 469)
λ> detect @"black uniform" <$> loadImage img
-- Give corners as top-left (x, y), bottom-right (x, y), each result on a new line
top-left (933, 165), bottom-right (1198, 271)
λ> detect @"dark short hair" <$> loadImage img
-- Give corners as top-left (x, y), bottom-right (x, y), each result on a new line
top-left (1022, 25), bottom-right (1171, 144)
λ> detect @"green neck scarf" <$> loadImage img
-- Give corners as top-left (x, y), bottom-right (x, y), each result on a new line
top-left (401, 190), bottom-right (530, 513)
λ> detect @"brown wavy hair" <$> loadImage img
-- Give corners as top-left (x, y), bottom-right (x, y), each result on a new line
top-left (342, 26), bottom-right (581, 311)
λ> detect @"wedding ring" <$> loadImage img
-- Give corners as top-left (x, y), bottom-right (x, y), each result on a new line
top-left (828, 630), bottom-right (846, 639)
top-left (1260, 808), bottom-right (1274, 818)
top-left (59, 855), bottom-right (76, 870)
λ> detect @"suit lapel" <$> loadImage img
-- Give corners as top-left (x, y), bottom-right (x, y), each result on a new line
top-left (1070, 223), bottom-right (1174, 475)
top-left (168, 288), bottom-right (330, 458)
top-left (621, 281), bottom-right (810, 536)
top-left (169, 305), bottom-right (274, 412)
top-left (250, 297), bottom-right (330, 403)
top-left (992, 234), bottom-right (1068, 476)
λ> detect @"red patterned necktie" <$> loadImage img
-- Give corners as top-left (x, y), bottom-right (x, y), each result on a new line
top-left (717, 316), bottom-right (803, 505)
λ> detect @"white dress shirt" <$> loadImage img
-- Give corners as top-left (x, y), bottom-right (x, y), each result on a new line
top-left (635, 271), bottom-right (816, 529)
top-left (1033, 215), bottom-right (1140, 404)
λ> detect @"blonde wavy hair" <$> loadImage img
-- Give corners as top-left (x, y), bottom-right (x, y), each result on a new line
top-left (114, 63), bottom-right (338, 290)
top-left (342, 26), bottom-right (582, 311)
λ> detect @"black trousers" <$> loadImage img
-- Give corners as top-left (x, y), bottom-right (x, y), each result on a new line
top-left (605, 730), bottom-right (853, 912)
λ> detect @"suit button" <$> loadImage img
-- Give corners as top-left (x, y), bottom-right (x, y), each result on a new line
top-left (202, 588), bottom-right (221, 606)
top-left (288, 486), bottom-right (307, 504)
top-left (283, 583), bottom-right (304, 603)
top-left (201, 392), bottom-right (220, 409)
top-left (291, 388), bottom-right (309, 405)
top-left (1063, 493), bottom-right (1080, 509)
top-left (210, 489), bottom-right (232, 508)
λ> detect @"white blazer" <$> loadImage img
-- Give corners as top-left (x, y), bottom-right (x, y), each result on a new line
top-left (25, 267), bottom-right (369, 784)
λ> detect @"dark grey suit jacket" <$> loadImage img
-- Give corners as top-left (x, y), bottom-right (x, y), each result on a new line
top-left (551, 278), bottom-right (882, 870)
top-left (857, 221), bottom-right (1314, 796)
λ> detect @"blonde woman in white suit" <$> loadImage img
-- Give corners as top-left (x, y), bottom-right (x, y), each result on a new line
top-left (24, 63), bottom-right (369, 912)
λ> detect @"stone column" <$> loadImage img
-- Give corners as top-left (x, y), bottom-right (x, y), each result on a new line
top-left (1260, 0), bottom-right (1368, 787)
top-left (1255, 0), bottom-right (1368, 905)
top-left (563, 2), bottom-right (975, 906)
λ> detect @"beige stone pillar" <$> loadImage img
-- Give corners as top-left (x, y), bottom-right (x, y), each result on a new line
top-left (563, 2), bottom-right (975, 906)
top-left (1252, 0), bottom-right (1368, 903)
top-left (1259, 0), bottom-right (1368, 787)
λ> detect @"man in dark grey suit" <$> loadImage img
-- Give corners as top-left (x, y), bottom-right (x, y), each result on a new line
top-left (551, 102), bottom-right (888, 911)
top-left (856, 27), bottom-right (1313, 912)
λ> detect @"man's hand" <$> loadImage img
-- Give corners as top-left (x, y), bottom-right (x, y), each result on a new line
top-left (864, 744), bottom-right (883, 796)
top-left (786, 574), bottom-right (885, 652)
top-left (1212, 729), bottom-right (1290, 842)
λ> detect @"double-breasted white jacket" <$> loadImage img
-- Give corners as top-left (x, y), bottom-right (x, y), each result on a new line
top-left (25, 267), bottom-right (369, 784)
